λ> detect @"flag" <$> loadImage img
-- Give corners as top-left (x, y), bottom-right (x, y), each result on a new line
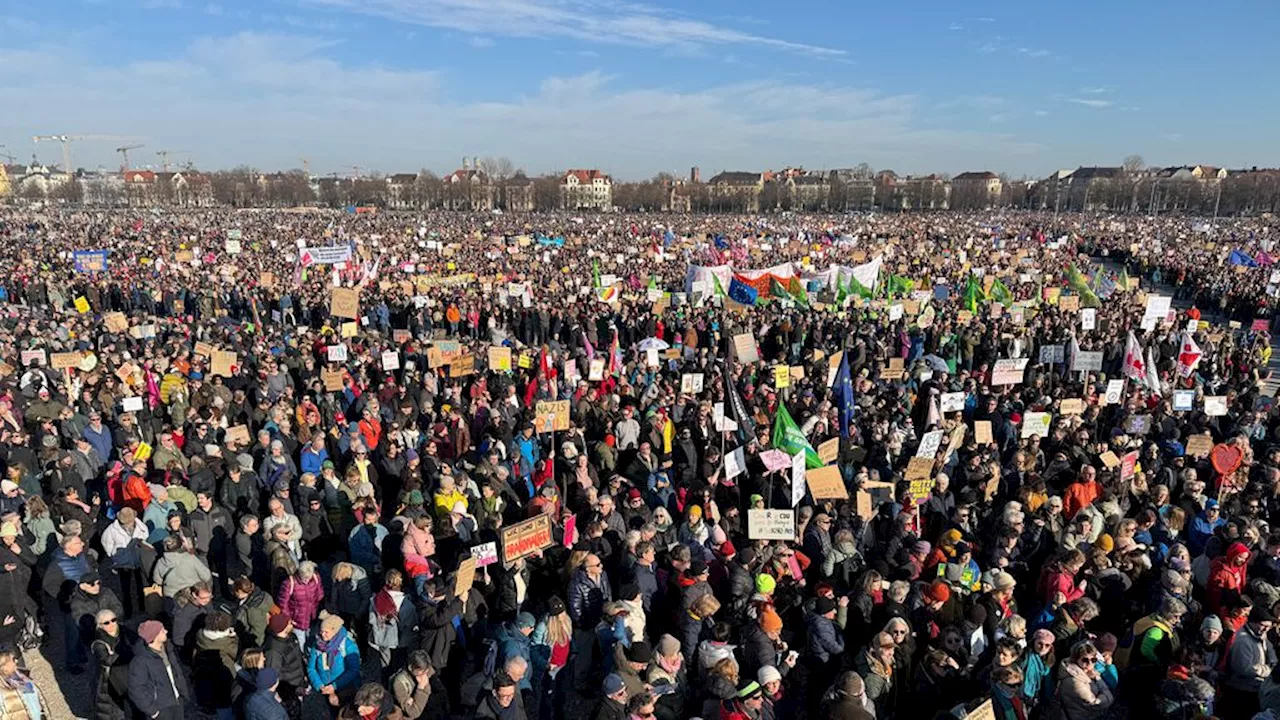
top-left (850, 256), bottom-right (882, 296)
top-left (787, 277), bottom-right (810, 308)
top-left (1122, 331), bottom-right (1146, 381)
top-left (1066, 265), bottom-right (1101, 308)
top-left (834, 274), bottom-right (849, 305)
top-left (772, 402), bottom-right (823, 468)
top-left (990, 278), bottom-right (1013, 306)
top-left (1229, 249), bottom-right (1259, 268)
top-left (1176, 331), bottom-right (1202, 377)
top-left (832, 351), bottom-right (855, 438)
top-left (647, 274), bottom-right (658, 291)
top-left (963, 275), bottom-right (981, 313)
top-left (728, 276), bottom-right (759, 306)
top-left (711, 273), bottom-right (727, 297)
top-left (1119, 266), bottom-right (1131, 292)
top-left (769, 277), bottom-right (793, 304)
top-left (582, 332), bottom-right (595, 361)
top-left (608, 332), bottom-right (621, 376)
top-left (1144, 346), bottom-right (1162, 394)
top-left (721, 357), bottom-right (755, 444)
top-left (661, 416), bottom-right (675, 455)
top-left (592, 258), bottom-right (601, 288)
top-left (849, 274), bottom-right (874, 299)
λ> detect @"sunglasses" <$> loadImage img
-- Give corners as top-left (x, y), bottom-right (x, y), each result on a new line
top-left (100, 618), bottom-right (117, 626)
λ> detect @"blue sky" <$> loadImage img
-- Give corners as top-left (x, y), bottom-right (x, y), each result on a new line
top-left (2, 0), bottom-right (1278, 180)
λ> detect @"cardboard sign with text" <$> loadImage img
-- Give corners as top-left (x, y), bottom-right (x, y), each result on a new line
top-left (805, 465), bottom-right (848, 500)
top-left (535, 400), bottom-right (570, 432)
top-left (501, 514), bottom-right (554, 563)
top-left (329, 287), bottom-right (359, 319)
top-left (747, 509), bottom-right (797, 541)
top-left (817, 438), bottom-right (839, 464)
top-left (974, 420), bottom-right (993, 445)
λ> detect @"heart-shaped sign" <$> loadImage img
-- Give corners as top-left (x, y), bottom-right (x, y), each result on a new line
top-left (1210, 443), bottom-right (1243, 475)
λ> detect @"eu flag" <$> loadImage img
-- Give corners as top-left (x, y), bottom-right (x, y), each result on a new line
top-left (728, 277), bottom-right (759, 306)
top-left (832, 351), bottom-right (856, 438)
top-left (1229, 249), bottom-right (1259, 268)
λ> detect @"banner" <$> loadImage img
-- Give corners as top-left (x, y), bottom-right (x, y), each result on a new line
top-left (299, 245), bottom-right (354, 267)
top-left (73, 250), bottom-right (109, 273)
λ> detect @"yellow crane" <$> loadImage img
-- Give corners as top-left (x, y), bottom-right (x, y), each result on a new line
top-left (155, 149), bottom-right (188, 172)
top-left (31, 134), bottom-right (128, 173)
top-left (116, 144), bottom-right (144, 172)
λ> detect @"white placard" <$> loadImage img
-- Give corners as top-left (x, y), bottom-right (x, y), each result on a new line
top-left (888, 304), bottom-right (904, 321)
top-left (645, 348), bottom-right (660, 367)
top-left (747, 508), bottom-right (797, 541)
top-left (724, 445), bottom-right (746, 481)
top-left (991, 358), bottom-right (1029, 386)
top-left (1173, 390), bottom-right (1195, 412)
top-left (791, 451), bottom-right (807, 508)
top-left (916, 430), bottom-right (944, 459)
top-left (122, 396), bottom-right (144, 412)
top-left (1072, 351), bottom-right (1103, 372)
top-left (1081, 308), bottom-right (1096, 331)
top-left (1021, 412), bottom-right (1052, 438)
top-left (1204, 396), bottom-right (1228, 416)
top-left (327, 344), bottom-right (348, 362)
top-left (681, 373), bottom-right (704, 394)
top-left (470, 541), bottom-right (499, 568)
top-left (1039, 345), bottom-right (1065, 364)
top-left (381, 351), bottom-right (400, 371)
top-left (1104, 379), bottom-right (1125, 405)
top-left (940, 392), bottom-right (965, 413)
top-left (1143, 295), bottom-right (1172, 323)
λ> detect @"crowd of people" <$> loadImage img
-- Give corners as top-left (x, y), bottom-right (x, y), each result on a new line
top-left (0, 206), bottom-right (1278, 720)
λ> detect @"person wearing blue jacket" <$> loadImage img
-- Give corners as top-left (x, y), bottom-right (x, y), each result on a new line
top-left (494, 612), bottom-right (537, 692)
top-left (308, 615), bottom-right (361, 709)
top-left (1188, 499), bottom-right (1226, 556)
top-left (244, 668), bottom-right (289, 720)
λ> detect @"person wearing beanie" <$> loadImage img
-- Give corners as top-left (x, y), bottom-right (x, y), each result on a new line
top-left (741, 605), bottom-right (794, 682)
top-left (261, 611), bottom-right (306, 714)
top-left (1094, 533), bottom-right (1115, 554)
top-left (724, 545), bottom-right (756, 625)
top-left (1193, 614), bottom-right (1227, 674)
top-left (244, 666), bottom-right (288, 720)
top-left (824, 668), bottom-right (874, 720)
top-left (646, 634), bottom-right (687, 719)
top-left (127, 621), bottom-right (189, 720)
top-left (805, 591), bottom-right (849, 705)
top-left (493, 610), bottom-right (537, 694)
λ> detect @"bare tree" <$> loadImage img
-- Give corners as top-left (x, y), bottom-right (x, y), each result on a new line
top-left (51, 178), bottom-right (84, 204)
top-left (1122, 155), bottom-right (1145, 175)
top-left (478, 157), bottom-right (515, 181)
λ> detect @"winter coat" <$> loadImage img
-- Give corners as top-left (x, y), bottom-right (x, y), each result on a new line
top-left (307, 627), bottom-right (361, 695)
top-left (390, 669), bottom-right (432, 720)
top-left (90, 629), bottom-right (134, 720)
top-left (1225, 622), bottom-right (1277, 693)
top-left (69, 587), bottom-right (124, 641)
top-left (369, 590), bottom-right (418, 651)
top-left (805, 613), bottom-right (845, 663)
top-left (568, 568), bottom-right (612, 627)
top-left (244, 689), bottom-right (290, 720)
top-left (235, 588), bottom-right (276, 647)
top-left (1207, 542), bottom-right (1250, 614)
top-left (127, 641), bottom-right (189, 718)
top-left (152, 550), bottom-right (212, 597)
top-left (1047, 661), bottom-right (1114, 720)
top-left (417, 595), bottom-right (463, 670)
top-left (276, 575), bottom-right (325, 631)
top-left (191, 628), bottom-right (239, 710)
top-left (263, 631), bottom-right (307, 699)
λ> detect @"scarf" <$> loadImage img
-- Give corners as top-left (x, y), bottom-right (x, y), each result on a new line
top-left (373, 589), bottom-right (398, 620)
top-left (316, 627), bottom-right (348, 667)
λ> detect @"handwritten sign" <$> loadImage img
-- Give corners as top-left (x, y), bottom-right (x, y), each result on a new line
top-left (449, 354), bottom-right (475, 377)
top-left (501, 514), bottom-right (554, 563)
top-left (454, 556), bottom-right (477, 597)
top-left (974, 420), bottom-right (993, 445)
top-left (488, 346), bottom-right (512, 372)
top-left (747, 509), bottom-right (797, 541)
top-left (211, 351), bottom-right (236, 377)
top-left (225, 425), bottom-right (251, 445)
top-left (103, 312), bottom-right (129, 333)
top-left (381, 351), bottom-right (400, 371)
top-left (805, 465), bottom-right (847, 500)
top-left (535, 400), bottom-right (570, 432)
top-left (50, 352), bottom-right (81, 370)
top-left (470, 541), bottom-right (499, 568)
top-left (1020, 412), bottom-right (1052, 439)
top-left (817, 438), bottom-right (839, 464)
top-left (732, 333), bottom-right (759, 364)
top-left (1186, 434), bottom-right (1213, 457)
top-left (941, 392), bottom-right (965, 413)
top-left (321, 369), bottom-right (344, 392)
top-left (329, 287), bottom-right (359, 319)
top-left (681, 373), bottom-right (704, 394)
top-left (991, 358), bottom-right (1028, 386)
top-left (1120, 450), bottom-right (1139, 482)
top-left (1099, 451), bottom-right (1120, 469)
top-left (1059, 398), bottom-right (1084, 415)
top-left (905, 456), bottom-right (934, 482)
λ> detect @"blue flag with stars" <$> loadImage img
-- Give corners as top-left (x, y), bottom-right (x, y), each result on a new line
top-left (727, 276), bottom-right (758, 306)
top-left (833, 351), bottom-right (855, 438)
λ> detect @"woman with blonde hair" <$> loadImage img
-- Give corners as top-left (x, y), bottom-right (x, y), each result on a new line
top-left (699, 656), bottom-right (739, 719)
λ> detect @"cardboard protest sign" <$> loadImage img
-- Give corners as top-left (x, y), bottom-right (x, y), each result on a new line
top-left (50, 352), bottom-right (80, 370)
top-left (1204, 396), bottom-right (1228, 416)
top-left (340, 321), bottom-right (357, 338)
top-left (449, 354), bottom-right (475, 378)
top-left (103, 312), bottom-right (129, 333)
top-left (1020, 412), bottom-right (1052, 438)
top-left (732, 333), bottom-right (759, 364)
top-left (1059, 295), bottom-right (1080, 312)
top-left (974, 420), bottom-right (993, 445)
top-left (991, 358), bottom-right (1028, 386)
top-left (1099, 451), bottom-right (1120, 469)
top-left (804, 466), bottom-right (848, 500)
top-left (817, 438), bottom-right (839, 464)
top-left (194, 342), bottom-right (216, 359)
top-left (488, 346), bottom-right (512, 372)
top-left (1185, 434), bottom-right (1213, 457)
top-left (881, 357), bottom-right (905, 381)
top-left (747, 509), bottom-right (797, 541)
top-left (1060, 398), bottom-right (1085, 415)
top-left (74, 296), bottom-right (90, 314)
top-left (225, 425), bottom-right (251, 445)
top-left (535, 400), bottom-right (570, 432)
top-left (905, 456), bottom-right (934, 482)
top-left (329, 287), bottom-right (359, 319)
top-left (211, 351), bottom-right (236, 377)
top-left (908, 477), bottom-right (936, 503)
top-left (321, 369), bottom-right (344, 392)
top-left (122, 396), bottom-right (144, 412)
top-left (501, 514), bottom-right (554, 563)
top-left (454, 556), bottom-right (477, 597)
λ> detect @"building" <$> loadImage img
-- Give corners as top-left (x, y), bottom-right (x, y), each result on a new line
top-left (442, 165), bottom-right (494, 211)
top-left (121, 170), bottom-right (157, 206)
top-left (1157, 165), bottom-right (1228, 182)
top-left (828, 169), bottom-right (876, 210)
top-left (951, 171), bottom-right (1003, 209)
top-left (787, 174), bottom-right (831, 210)
top-left (13, 164), bottom-right (73, 198)
top-left (166, 171), bottom-right (215, 207)
top-left (503, 174), bottom-right (535, 212)
top-left (1064, 167), bottom-right (1122, 210)
top-left (707, 171), bottom-right (764, 212)
top-left (560, 169), bottom-right (612, 210)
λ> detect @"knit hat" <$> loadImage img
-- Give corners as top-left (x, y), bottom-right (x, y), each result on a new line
top-left (626, 641), bottom-right (653, 664)
top-left (0, 524), bottom-right (16, 539)
top-left (736, 681), bottom-right (762, 699)
top-left (689, 558), bottom-right (709, 577)
top-left (602, 673), bottom-right (625, 696)
top-left (925, 580), bottom-right (952, 604)
top-left (942, 529), bottom-right (963, 545)
top-left (913, 540), bottom-right (931, 555)
top-left (992, 571), bottom-right (1017, 591)
top-left (320, 615), bottom-right (345, 635)
top-left (758, 666), bottom-right (782, 686)
top-left (815, 596), bottom-right (838, 615)
top-left (755, 573), bottom-right (776, 595)
top-left (1096, 633), bottom-right (1118, 653)
top-left (256, 667), bottom-right (280, 691)
top-left (1095, 534), bottom-right (1115, 553)
top-left (268, 612), bottom-right (292, 636)
top-left (760, 608), bottom-right (783, 635)
top-left (516, 612), bottom-right (537, 630)
top-left (657, 633), bottom-right (680, 657)
top-left (1201, 615), bottom-right (1223, 634)
top-left (720, 540), bottom-right (736, 557)
top-left (138, 620), bottom-right (165, 644)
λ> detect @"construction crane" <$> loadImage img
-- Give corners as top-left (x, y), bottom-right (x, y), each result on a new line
top-left (31, 134), bottom-right (127, 174)
top-left (155, 149), bottom-right (188, 172)
top-left (0, 145), bottom-right (15, 164)
top-left (116, 144), bottom-right (144, 172)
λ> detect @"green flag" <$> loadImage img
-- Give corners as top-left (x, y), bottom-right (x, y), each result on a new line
top-left (835, 274), bottom-right (849, 305)
top-left (712, 274), bottom-right (727, 297)
top-left (963, 275), bottom-right (981, 313)
top-left (849, 275), bottom-right (874, 299)
top-left (1119, 267), bottom-right (1131, 292)
top-left (787, 277), bottom-right (810, 308)
top-left (1067, 265), bottom-right (1101, 308)
top-left (772, 402), bottom-right (823, 468)
top-left (647, 274), bottom-right (658, 290)
top-left (990, 278), bottom-right (1013, 306)
top-left (592, 258), bottom-right (601, 289)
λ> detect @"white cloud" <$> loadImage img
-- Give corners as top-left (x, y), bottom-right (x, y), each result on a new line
top-left (1034, 110), bottom-right (1049, 116)
top-left (0, 32), bottom-right (1046, 177)
top-left (300, 0), bottom-right (846, 57)
top-left (1066, 98), bottom-right (1114, 108)
top-left (1079, 87), bottom-right (1109, 94)
top-left (468, 36), bottom-right (494, 48)
top-left (949, 22), bottom-right (964, 31)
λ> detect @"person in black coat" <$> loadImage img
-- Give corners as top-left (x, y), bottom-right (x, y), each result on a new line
top-left (68, 573), bottom-right (125, 648)
top-left (417, 578), bottom-right (464, 671)
top-left (127, 621), bottom-right (190, 720)
top-left (90, 610), bottom-right (134, 720)
top-left (262, 613), bottom-right (307, 720)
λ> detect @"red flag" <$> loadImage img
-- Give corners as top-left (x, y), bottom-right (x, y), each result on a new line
top-left (1177, 332), bottom-right (1202, 377)
top-left (1123, 331), bottom-right (1146, 381)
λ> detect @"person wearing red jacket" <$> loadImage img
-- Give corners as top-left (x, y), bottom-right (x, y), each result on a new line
top-left (1038, 549), bottom-right (1088, 607)
top-left (1062, 466), bottom-right (1101, 520)
top-left (1207, 541), bottom-right (1250, 614)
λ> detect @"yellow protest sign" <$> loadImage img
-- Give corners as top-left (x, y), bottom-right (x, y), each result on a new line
top-left (74, 296), bottom-right (90, 314)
